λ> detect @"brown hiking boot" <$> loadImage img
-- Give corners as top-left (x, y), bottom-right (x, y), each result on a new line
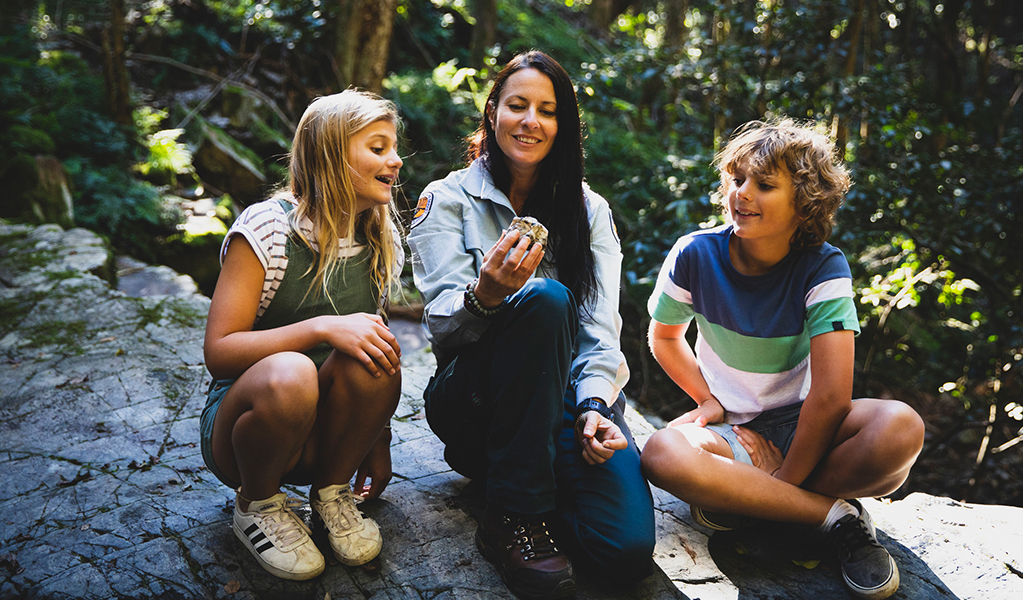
top-left (474, 503), bottom-right (576, 599)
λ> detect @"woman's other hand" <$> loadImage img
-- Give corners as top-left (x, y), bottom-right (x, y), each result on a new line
top-left (574, 411), bottom-right (628, 465)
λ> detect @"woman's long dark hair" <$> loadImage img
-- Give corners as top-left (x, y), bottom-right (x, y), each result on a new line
top-left (467, 50), bottom-right (597, 318)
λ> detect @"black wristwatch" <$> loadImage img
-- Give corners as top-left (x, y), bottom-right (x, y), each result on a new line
top-left (574, 398), bottom-right (614, 422)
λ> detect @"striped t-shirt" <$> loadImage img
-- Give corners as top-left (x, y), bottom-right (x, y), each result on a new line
top-left (221, 195), bottom-right (400, 322)
top-left (647, 225), bottom-right (860, 424)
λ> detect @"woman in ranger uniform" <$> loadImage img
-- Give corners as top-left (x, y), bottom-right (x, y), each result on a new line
top-left (408, 51), bottom-right (654, 600)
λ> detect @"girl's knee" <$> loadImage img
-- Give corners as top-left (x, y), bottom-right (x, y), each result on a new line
top-left (258, 354), bottom-right (319, 419)
top-left (322, 353), bottom-right (401, 408)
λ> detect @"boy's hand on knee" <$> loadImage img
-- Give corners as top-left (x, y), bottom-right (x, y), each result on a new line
top-left (574, 412), bottom-right (627, 465)
top-left (733, 426), bottom-right (783, 476)
top-left (668, 396), bottom-right (724, 429)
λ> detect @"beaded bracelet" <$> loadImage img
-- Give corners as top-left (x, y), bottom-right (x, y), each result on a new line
top-left (464, 278), bottom-right (507, 318)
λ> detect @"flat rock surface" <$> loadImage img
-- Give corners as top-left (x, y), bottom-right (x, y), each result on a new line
top-left (1, 221), bottom-right (1021, 599)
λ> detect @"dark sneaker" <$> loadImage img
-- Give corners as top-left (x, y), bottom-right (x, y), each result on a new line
top-left (690, 505), bottom-right (752, 531)
top-left (474, 503), bottom-right (576, 599)
top-left (826, 500), bottom-right (900, 600)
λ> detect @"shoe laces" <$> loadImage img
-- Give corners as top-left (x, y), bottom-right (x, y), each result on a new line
top-left (831, 514), bottom-right (882, 561)
top-left (320, 488), bottom-right (364, 532)
top-left (257, 497), bottom-right (312, 548)
top-left (503, 515), bottom-right (561, 562)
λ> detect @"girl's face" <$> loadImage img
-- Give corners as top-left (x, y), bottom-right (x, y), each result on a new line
top-left (726, 161), bottom-right (800, 250)
top-left (489, 67), bottom-right (558, 179)
top-left (349, 119), bottom-right (402, 214)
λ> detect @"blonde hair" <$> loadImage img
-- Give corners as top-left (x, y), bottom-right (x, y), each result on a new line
top-left (285, 89), bottom-right (403, 309)
top-left (715, 119), bottom-right (851, 250)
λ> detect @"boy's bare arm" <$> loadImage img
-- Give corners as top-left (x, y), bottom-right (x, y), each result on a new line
top-left (774, 330), bottom-right (855, 485)
top-left (648, 320), bottom-right (723, 426)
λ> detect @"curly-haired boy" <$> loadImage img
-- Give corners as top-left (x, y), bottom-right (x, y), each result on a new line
top-left (643, 119), bottom-right (924, 600)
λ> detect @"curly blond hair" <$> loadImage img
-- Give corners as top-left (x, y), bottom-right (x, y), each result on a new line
top-left (714, 119), bottom-right (851, 250)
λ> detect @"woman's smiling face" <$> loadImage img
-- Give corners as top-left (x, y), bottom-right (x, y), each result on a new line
top-left (489, 67), bottom-right (558, 178)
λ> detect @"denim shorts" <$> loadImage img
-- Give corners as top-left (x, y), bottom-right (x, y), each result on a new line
top-left (704, 402), bottom-right (803, 466)
top-left (199, 378), bottom-right (240, 488)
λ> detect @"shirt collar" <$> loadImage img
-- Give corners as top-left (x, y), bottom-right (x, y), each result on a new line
top-left (460, 158), bottom-right (516, 214)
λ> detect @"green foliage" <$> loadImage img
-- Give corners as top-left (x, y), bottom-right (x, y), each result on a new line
top-left (66, 159), bottom-right (179, 261)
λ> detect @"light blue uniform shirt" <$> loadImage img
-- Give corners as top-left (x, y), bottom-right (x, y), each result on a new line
top-left (407, 159), bottom-right (630, 407)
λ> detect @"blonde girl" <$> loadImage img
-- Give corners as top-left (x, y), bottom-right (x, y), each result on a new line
top-left (200, 90), bottom-right (404, 580)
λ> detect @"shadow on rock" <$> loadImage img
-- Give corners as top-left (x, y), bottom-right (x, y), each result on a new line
top-left (708, 521), bottom-right (960, 600)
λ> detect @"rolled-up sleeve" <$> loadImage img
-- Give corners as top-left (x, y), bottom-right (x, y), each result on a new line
top-left (570, 190), bottom-right (630, 405)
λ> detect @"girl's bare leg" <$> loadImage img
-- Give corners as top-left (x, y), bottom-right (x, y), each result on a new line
top-left (294, 351), bottom-right (401, 493)
top-left (210, 352), bottom-right (320, 508)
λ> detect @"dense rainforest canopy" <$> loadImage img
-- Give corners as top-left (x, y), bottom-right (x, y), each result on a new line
top-left (1, 0), bottom-right (1021, 505)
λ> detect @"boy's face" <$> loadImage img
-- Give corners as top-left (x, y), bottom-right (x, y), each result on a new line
top-left (726, 161), bottom-right (800, 251)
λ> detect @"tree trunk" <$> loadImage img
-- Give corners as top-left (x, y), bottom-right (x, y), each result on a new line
top-left (334, 0), bottom-right (397, 93)
top-left (664, 0), bottom-right (690, 54)
top-left (589, 0), bottom-right (632, 34)
top-left (101, 0), bottom-right (131, 126)
top-left (834, 0), bottom-right (866, 152)
top-left (470, 0), bottom-right (497, 70)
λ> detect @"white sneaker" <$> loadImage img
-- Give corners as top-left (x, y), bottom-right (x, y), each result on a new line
top-left (233, 492), bottom-right (325, 580)
top-left (311, 484), bottom-right (382, 566)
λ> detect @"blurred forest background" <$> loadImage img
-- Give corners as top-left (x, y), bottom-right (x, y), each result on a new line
top-left (1, 0), bottom-right (1021, 506)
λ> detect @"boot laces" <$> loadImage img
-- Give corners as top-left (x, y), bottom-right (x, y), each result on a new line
top-left (505, 516), bottom-right (560, 561)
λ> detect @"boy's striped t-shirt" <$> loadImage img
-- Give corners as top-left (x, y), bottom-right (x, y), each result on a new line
top-left (647, 225), bottom-right (860, 424)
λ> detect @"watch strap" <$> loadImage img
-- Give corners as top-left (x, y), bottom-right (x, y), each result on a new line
top-left (574, 398), bottom-right (614, 421)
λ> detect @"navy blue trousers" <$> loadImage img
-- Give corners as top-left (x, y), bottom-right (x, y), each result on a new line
top-left (424, 279), bottom-right (655, 582)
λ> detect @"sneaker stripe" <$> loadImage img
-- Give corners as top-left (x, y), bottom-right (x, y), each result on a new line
top-left (244, 523), bottom-right (260, 536)
top-left (250, 532), bottom-right (267, 545)
top-left (255, 541), bottom-right (275, 554)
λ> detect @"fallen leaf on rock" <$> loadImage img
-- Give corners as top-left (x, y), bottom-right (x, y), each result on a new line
top-left (792, 559), bottom-right (820, 569)
top-left (127, 460), bottom-right (151, 472)
top-left (56, 374), bottom-right (90, 388)
top-left (224, 579), bottom-right (241, 594)
top-left (57, 472), bottom-right (94, 488)
top-left (98, 336), bottom-right (116, 343)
